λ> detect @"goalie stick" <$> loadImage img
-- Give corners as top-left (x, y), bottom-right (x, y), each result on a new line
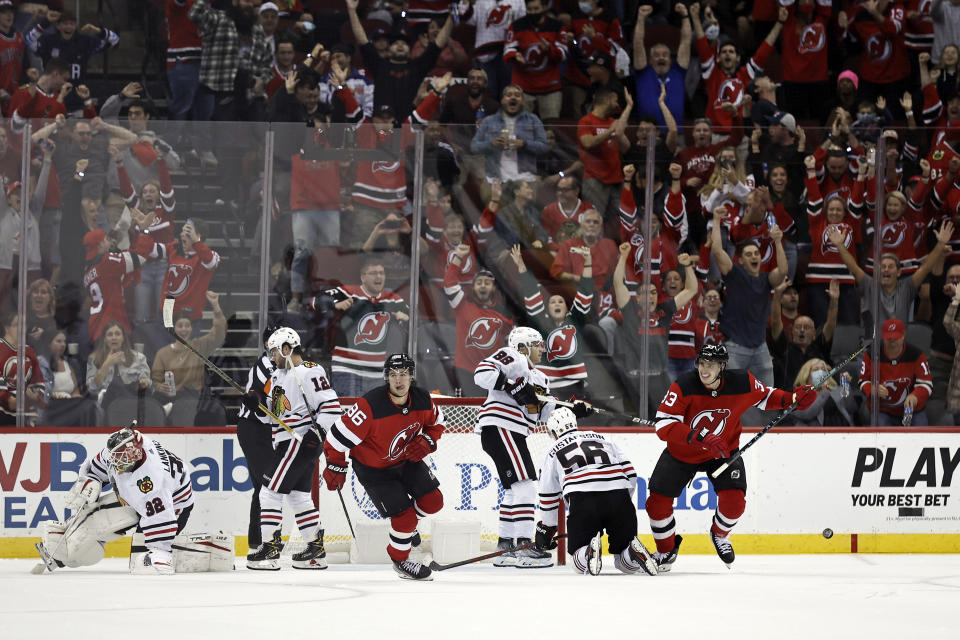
top-left (31, 499), bottom-right (96, 574)
top-left (427, 535), bottom-right (567, 572)
top-left (710, 341), bottom-right (871, 479)
top-left (161, 298), bottom-right (301, 441)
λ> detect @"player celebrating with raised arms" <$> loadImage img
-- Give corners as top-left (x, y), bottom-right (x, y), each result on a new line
top-left (535, 408), bottom-right (658, 576)
top-left (244, 327), bottom-right (342, 571)
top-left (648, 344), bottom-right (815, 571)
top-left (322, 354), bottom-right (446, 581)
top-left (36, 424), bottom-right (208, 575)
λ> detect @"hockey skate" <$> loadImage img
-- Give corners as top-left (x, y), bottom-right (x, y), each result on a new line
top-left (711, 531), bottom-right (735, 568)
top-left (292, 530), bottom-right (328, 570)
top-left (492, 537), bottom-right (518, 567)
top-left (247, 531), bottom-right (283, 571)
top-left (628, 537), bottom-right (658, 576)
top-left (393, 558), bottom-right (433, 581)
top-left (585, 534), bottom-right (602, 575)
top-left (515, 537), bottom-right (553, 569)
top-left (653, 534), bottom-right (683, 573)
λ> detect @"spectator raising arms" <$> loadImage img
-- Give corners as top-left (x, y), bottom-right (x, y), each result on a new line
top-left (0, 310), bottom-right (45, 425)
top-left (82, 229), bottom-right (143, 345)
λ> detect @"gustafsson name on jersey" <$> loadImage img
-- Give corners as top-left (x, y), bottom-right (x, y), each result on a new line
top-left (850, 447), bottom-right (959, 516)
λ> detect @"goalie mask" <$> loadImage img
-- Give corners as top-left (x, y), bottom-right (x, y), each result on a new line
top-left (507, 326), bottom-right (544, 365)
top-left (547, 407), bottom-right (578, 439)
top-left (107, 427), bottom-right (145, 473)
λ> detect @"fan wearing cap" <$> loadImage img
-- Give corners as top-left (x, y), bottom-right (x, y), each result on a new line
top-left (82, 227), bottom-right (143, 343)
top-left (0, 0), bottom-right (24, 107)
top-left (0, 309), bottom-right (45, 425)
top-left (859, 318), bottom-right (933, 425)
top-left (444, 243), bottom-right (513, 393)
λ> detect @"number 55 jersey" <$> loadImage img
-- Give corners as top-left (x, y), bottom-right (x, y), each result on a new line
top-left (79, 439), bottom-right (194, 553)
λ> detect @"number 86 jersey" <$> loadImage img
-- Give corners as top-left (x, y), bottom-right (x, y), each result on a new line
top-left (537, 431), bottom-right (637, 528)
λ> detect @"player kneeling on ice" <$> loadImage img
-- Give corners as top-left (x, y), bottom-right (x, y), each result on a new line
top-left (535, 408), bottom-right (658, 576)
top-left (647, 344), bottom-right (815, 572)
top-left (322, 354), bottom-right (445, 581)
top-left (245, 327), bottom-right (342, 571)
top-left (36, 424), bottom-right (231, 574)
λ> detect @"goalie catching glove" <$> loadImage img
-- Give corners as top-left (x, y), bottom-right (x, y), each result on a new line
top-left (535, 521), bottom-right (558, 550)
top-left (404, 433), bottom-right (437, 462)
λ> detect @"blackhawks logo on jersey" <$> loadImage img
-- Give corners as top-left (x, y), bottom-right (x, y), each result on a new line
top-left (271, 386), bottom-right (292, 414)
top-left (137, 476), bottom-right (154, 493)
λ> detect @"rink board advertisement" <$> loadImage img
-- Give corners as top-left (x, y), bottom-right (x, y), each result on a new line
top-left (2, 428), bottom-right (959, 556)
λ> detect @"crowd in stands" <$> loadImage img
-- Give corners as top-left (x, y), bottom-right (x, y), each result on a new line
top-left (0, 0), bottom-right (959, 429)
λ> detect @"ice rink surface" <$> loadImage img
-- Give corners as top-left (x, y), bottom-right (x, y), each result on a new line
top-left (3, 554), bottom-right (959, 640)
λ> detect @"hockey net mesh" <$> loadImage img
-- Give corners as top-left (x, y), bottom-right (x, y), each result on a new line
top-left (284, 398), bottom-right (556, 559)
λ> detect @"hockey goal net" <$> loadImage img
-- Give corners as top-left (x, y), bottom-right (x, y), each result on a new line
top-left (285, 398), bottom-right (562, 561)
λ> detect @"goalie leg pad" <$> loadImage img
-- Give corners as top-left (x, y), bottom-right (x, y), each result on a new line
top-left (43, 494), bottom-right (139, 568)
top-left (172, 532), bottom-right (236, 572)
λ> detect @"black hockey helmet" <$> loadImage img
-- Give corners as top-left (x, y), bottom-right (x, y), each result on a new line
top-left (696, 343), bottom-right (729, 365)
top-left (383, 353), bottom-right (416, 381)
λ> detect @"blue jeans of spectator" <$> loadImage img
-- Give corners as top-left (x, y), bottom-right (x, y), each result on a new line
top-left (668, 356), bottom-right (695, 383)
top-left (724, 340), bottom-right (774, 387)
top-left (135, 259), bottom-right (167, 323)
top-left (333, 371), bottom-right (381, 399)
top-left (167, 62), bottom-right (205, 150)
top-left (190, 83), bottom-right (217, 154)
top-left (291, 209), bottom-right (340, 296)
top-left (876, 409), bottom-right (928, 426)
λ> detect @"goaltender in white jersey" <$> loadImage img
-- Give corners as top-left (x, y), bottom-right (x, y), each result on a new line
top-left (535, 408), bottom-right (657, 576)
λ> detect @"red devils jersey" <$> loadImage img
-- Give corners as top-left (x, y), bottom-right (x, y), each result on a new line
top-left (0, 30), bottom-right (25, 102)
top-left (503, 15), bottom-right (568, 95)
top-left (0, 338), bottom-right (44, 417)
top-left (563, 13), bottom-right (621, 87)
top-left (668, 298), bottom-right (700, 360)
top-left (864, 214), bottom-right (922, 275)
top-left (904, 0), bottom-right (934, 51)
top-left (133, 235), bottom-right (220, 320)
top-left (654, 369), bottom-right (791, 464)
top-left (9, 86), bottom-right (65, 134)
top-left (695, 35), bottom-right (772, 133)
top-left (859, 344), bottom-right (933, 415)
top-left (83, 251), bottom-right (141, 342)
top-left (695, 316), bottom-right (725, 349)
top-left (673, 130), bottom-right (743, 188)
top-left (619, 185), bottom-right (677, 290)
top-left (541, 198), bottom-right (593, 242)
top-left (324, 285), bottom-right (409, 379)
top-left (324, 385), bottom-right (445, 470)
top-left (729, 207), bottom-right (792, 274)
top-left (119, 160), bottom-right (176, 244)
top-left (443, 261), bottom-right (513, 372)
top-left (845, 2), bottom-right (909, 84)
top-left (165, 0), bottom-right (202, 67)
top-left (780, 10), bottom-right (830, 83)
top-left (804, 175), bottom-right (859, 284)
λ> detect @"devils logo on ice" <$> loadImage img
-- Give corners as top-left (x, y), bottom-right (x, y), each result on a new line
top-left (690, 408), bottom-right (731, 437)
top-left (547, 325), bottom-right (578, 362)
top-left (386, 422), bottom-right (422, 461)
top-left (354, 312), bottom-right (391, 346)
top-left (466, 317), bottom-right (504, 349)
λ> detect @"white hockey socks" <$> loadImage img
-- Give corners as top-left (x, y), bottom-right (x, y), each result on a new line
top-left (290, 490), bottom-right (320, 541)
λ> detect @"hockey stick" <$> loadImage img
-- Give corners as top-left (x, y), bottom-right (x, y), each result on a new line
top-left (31, 500), bottom-right (96, 574)
top-left (536, 394), bottom-right (658, 427)
top-left (161, 298), bottom-right (301, 441)
top-left (710, 340), bottom-right (871, 479)
top-left (427, 534), bottom-right (568, 572)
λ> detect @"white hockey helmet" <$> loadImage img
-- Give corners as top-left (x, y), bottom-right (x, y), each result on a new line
top-left (266, 327), bottom-right (301, 355)
top-left (507, 326), bottom-right (543, 355)
top-left (547, 407), bottom-right (578, 439)
top-left (107, 425), bottom-right (145, 472)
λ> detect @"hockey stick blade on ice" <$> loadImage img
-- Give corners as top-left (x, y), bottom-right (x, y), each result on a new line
top-left (427, 535), bottom-right (567, 572)
top-left (536, 394), bottom-right (657, 427)
top-left (710, 340), bottom-right (871, 479)
top-left (161, 298), bottom-right (301, 441)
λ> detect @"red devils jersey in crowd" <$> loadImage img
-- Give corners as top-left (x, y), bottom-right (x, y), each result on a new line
top-left (321, 285), bottom-right (409, 379)
top-left (667, 298), bottom-right (700, 360)
top-left (859, 344), bottom-right (933, 415)
top-left (695, 36), bottom-right (772, 133)
top-left (83, 251), bottom-right (142, 342)
top-left (503, 14), bottom-right (568, 95)
top-left (290, 153), bottom-right (341, 211)
top-left (619, 184), bottom-right (677, 290)
top-left (9, 86), bottom-right (65, 133)
top-left (921, 85), bottom-right (960, 173)
top-left (443, 261), bottom-right (513, 372)
top-left (165, 0), bottom-right (202, 68)
top-left (729, 208), bottom-right (792, 274)
top-left (804, 175), bottom-right (860, 285)
top-left (119, 159), bottom-right (176, 245)
top-left (133, 234), bottom-right (221, 321)
top-left (654, 369), bottom-right (792, 465)
top-left (844, 2), bottom-right (909, 84)
top-left (422, 204), bottom-right (478, 289)
top-left (406, 0), bottom-right (453, 24)
top-left (695, 315), bottom-right (725, 349)
top-left (563, 9), bottom-right (622, 88)
top-left (0, 338), bottom-right (44, 418)
top-left (325, 385), bottom-right (445, 469)
top-left (903, 0), bottom-right (934, 51)
top-left (0, 29), bottom-right (25, 104)
top-left (541, 198), bottom-right (594, 243)
top-left (811, 146), bottom-right (861, 203)
top-left (864, 212), bottom-right (923, 274)
top-left (352, 93), bottom-right (440, 210)
top-left (673, 127), bottom-right (744, 188)
top-left (780, 5), bottom-right (831, 83)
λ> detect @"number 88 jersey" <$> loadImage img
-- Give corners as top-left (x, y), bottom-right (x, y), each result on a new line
top-left (537, 431), bottom-right (637, 528)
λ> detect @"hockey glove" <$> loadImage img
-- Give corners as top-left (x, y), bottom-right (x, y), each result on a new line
top-left (535, 521), bottom-right (558, 550)
top-left (699, 433), bottom-right (730, 459)
top-left (241, 389), bottom-right (267, 417)
top-left (793, 385), bottom-right (817, 411)
top-left (323, 462), bottom-right (348, 491)
top-left (65, 478), bottom-right (101, 512)
top-left (505, 377), bottom-right (539, 407)
top-left (404, 433), bottom-right (437, 462)
top-left (570, 399), bottom-right (593, 419)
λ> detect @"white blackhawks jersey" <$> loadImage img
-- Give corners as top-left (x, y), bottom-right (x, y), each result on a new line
top-left (80, 439), bottom-right (194, 553)
top-left (474, 346), bottom-right (556, 436)
top-left (538, 431), bottom-right (637, 528)
top-left (265, 361), bottom-right (342, 445)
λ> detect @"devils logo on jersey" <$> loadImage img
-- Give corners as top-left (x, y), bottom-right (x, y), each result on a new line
top-left (523, 44), bottom-right (549, 71)
top-left (355, 312), bottom-right (391, 346)
top-left (2, 356), bottom-right (32, 385)
top-left (386, 421), bottom-right (422, 461)
top-left (546, 325), bottom-right (578, 362)
top-left (672, 303), bottom-right (693, 324)
top-left (798, 23), bottom-right (826, 53)
top-left (690, 408), bottom-right (731, 436)
top-left (881, 220), bottom-right (907, 250)
top-left (165, 263), bottom-right (195, 297)
top-left (821, 224), bottom-right (853, 254)
top-left (714, 79), bottom-right (744, 107)
top-left (882, 377), bottom-right (915, 407)
top-left (371, 160), bottom-right (401, 174)
top-left (486, 4), bottom-right (512, 27)
top-left (466, 317), bottom-right (505, 349)
top-left (866, 34), bottom-right (892, 62)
